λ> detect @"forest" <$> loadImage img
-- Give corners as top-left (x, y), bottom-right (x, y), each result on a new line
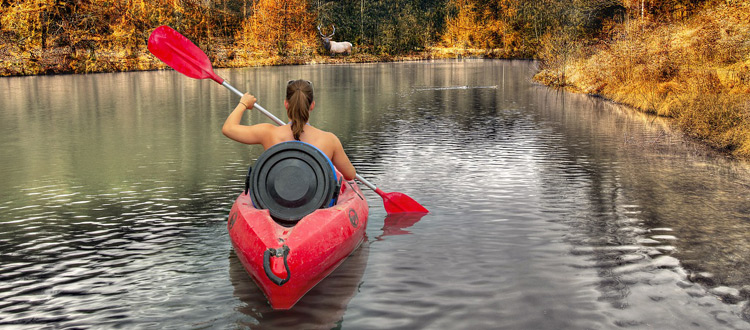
top-left (1, 0), bottom-right (748, 157)
top-left (1, 0), bottom-right (729, 73)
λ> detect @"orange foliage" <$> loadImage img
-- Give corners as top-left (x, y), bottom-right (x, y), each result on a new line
top-left (243, 0), bottom-right (316, 56)
top-left (442, 0), bottom-right (486, 48)
top-left (441, 0), bottom-right (539, 57)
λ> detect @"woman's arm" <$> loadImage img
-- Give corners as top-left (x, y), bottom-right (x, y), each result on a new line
top-left (330, 134), bottom-right (356, 181)
top-left (222, 94), bottom-right (273, 145)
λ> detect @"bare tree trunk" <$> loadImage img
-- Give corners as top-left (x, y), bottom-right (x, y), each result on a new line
top-left (360, 0), bottom-right (364, 43)
top-left (39, 1), bottom-right (47, 49)
top-left (243, 0), bottom-right (247, 44)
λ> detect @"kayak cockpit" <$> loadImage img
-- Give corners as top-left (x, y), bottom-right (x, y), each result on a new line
top-left (245, 141), bottom-right (341, 223)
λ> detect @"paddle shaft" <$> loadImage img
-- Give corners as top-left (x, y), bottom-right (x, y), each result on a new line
top-left (223, 81), bottom-right (380, 191)
top-left (222, 81), bottom-right (285, 126)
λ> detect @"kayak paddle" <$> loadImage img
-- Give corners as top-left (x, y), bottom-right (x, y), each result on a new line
top-left (147, 25), bottom-right (428, 214)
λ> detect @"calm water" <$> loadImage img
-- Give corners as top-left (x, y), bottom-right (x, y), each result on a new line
top-left (1, 60), bottom-right (749, 329)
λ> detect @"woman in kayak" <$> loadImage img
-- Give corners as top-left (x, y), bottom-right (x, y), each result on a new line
top-left (221, 79), bottom-right (356, 181)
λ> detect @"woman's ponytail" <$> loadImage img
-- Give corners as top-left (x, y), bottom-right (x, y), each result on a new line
top-left (286, 80), bottom-right (314, 140)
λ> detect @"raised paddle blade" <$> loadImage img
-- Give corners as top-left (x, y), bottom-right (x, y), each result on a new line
top-left (147, 25), bottom-right (224, 84)
top-left (375, 189), bottom-right (429, 214)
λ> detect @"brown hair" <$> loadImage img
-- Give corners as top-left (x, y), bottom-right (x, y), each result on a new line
top-left (286, 79), bottom-right (313, 140)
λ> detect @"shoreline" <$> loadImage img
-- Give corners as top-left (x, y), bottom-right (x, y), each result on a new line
top-left (0, 46), bottom-right (516, 77)
top-left (532, 74), bottom-right (749, 162)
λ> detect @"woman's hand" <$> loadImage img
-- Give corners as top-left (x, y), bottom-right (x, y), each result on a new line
top-left (240, 93), bottom-right (257, 110)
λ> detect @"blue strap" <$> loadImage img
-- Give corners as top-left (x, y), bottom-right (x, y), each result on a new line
top-left (291, 141), bottom-right (338, 207)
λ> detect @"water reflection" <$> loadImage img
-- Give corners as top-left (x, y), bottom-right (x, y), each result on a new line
top-left (534, 91), bottom-right (750, 289)
top-left (376, 213), bottom-right (428, 239)
top-left (1, 60), bottom-right (749, 328)
top-left (532, 91), bottom-right (750, 327)
top-left (230, 244), bottom-right (369, 329)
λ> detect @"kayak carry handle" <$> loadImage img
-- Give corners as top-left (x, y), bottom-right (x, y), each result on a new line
top-left (263, 245), bottom-right (291, 286)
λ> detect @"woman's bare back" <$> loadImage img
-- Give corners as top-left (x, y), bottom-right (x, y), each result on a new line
top-left (262, 124), bottom-right (356, 181)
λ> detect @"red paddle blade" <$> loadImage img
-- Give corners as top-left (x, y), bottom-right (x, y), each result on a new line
top-left (375, 189), bottom-right (429, 214)
top-left (147, 25), bottom-right (224, 84)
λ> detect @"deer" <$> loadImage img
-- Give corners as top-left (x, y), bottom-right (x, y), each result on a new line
top-left (317, 25), bottom-right (352, 56)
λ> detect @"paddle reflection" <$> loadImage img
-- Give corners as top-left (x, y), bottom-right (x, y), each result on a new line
top-left (229, 242), bottom-right (369, 329)
top-left (376, 213), bottom-right (427, 240)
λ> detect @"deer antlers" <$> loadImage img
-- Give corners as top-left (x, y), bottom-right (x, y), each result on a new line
top-left (317, 25), bottom-right (335, 38)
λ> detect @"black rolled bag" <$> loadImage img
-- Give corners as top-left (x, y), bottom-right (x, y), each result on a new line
top-left (247, 141), bottom-right (340, 222)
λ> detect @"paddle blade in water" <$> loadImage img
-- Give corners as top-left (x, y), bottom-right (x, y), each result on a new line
top-left (147, 25), bottom-right (223, 84)
top-left (375, 189), bottom-right (429, 214)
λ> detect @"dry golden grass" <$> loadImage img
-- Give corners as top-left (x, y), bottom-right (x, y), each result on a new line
top-left (536, 2), bottom-right (750, 158)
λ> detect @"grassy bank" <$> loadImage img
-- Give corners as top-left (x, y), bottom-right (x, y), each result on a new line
top-left (534, 2), bottom-right (750, 158)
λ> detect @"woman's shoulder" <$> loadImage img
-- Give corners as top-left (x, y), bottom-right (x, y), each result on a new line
top-left (314, 128), bottom-right (341, 145)
top-left (255, 123), bottom-right (278, 130)
top-left (300, 127), bottom-right (340, 153)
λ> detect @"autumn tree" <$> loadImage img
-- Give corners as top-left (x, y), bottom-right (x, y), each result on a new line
top-left (621, 0), bottom-right (715, 21)
top-left (243, 0), bottom-right (316, 56)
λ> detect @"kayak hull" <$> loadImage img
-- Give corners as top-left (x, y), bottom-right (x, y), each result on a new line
top-left (228, 180), bottom-right (369, 309)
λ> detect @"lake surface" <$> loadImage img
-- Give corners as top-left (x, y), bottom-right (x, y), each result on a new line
top-left (1, 60), bottom-right (749, 329)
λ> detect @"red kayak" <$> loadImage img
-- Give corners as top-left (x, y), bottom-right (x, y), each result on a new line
top-left (227, 143), bottom-right (369, 309)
